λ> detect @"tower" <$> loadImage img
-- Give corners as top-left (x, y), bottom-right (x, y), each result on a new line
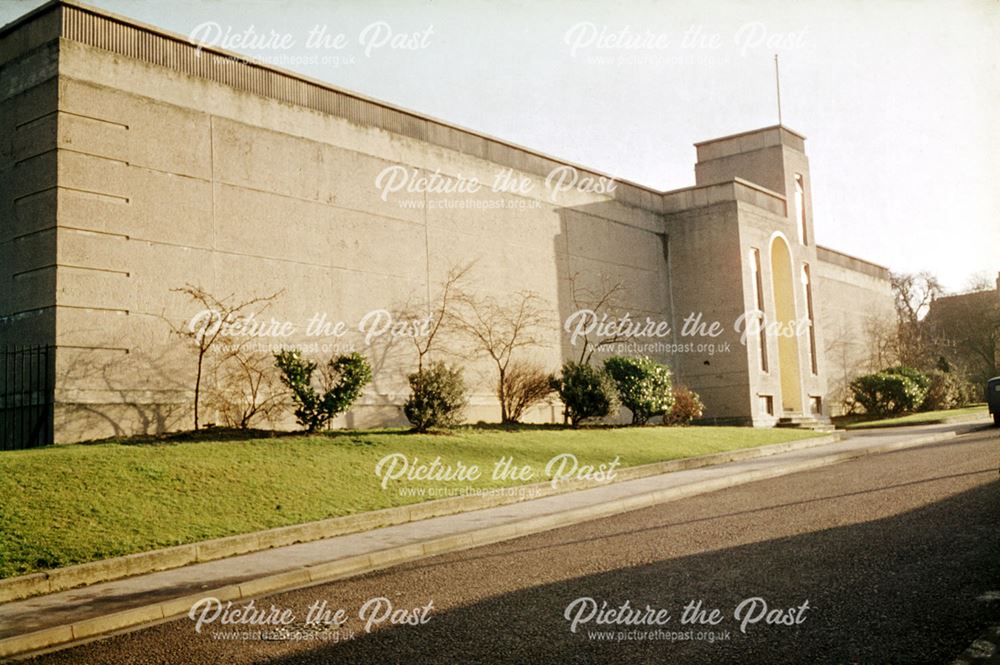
top-left (690, 126), bottom-right (825, 419)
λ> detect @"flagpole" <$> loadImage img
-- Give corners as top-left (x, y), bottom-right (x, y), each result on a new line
top-left (774, 54), bottom-right (783, 126)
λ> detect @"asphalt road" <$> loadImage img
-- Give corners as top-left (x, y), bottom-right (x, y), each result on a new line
top-left (28, 426), bottom-right (1000, 664)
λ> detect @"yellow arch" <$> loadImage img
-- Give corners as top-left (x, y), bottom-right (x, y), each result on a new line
top-left (769, 235), bottom-right (803, 413)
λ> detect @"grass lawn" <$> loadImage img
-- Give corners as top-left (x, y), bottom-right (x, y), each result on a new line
top-left (0, 425), bottom-right (822, 579)
top-left (839, 404), bottom-right (989, 430)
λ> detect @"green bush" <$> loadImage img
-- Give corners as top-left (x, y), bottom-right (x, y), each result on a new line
top-left (849, 366), bottom-right (929, 416)
top-left (603, 355), bottom-right (674, 425)
top-left (884, 366), bottom-right (931, 394)
top-left (552, 361), bottom-right (620, 427)
top-left (664, 386), bottom-right (704, 425)
top-left (920, 369), bottom-right (976, 411)
top-left (404, 362), bottom-right (468, 432)
top-left (274, 350), bottom-right (372, 432)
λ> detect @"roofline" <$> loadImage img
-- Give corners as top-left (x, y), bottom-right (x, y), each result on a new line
top-left (694, 124), bottom-right (807, 148)
top-left (816, 245), bottom-right (890, 273)
top-left (0, 0), bottom-right (61, 36)
top-left (3, 0), bottom-right (673, 196)
top-left (662, 177), bottom-right (787, 202)
top-left (934, 287), bottom-right (998, 301)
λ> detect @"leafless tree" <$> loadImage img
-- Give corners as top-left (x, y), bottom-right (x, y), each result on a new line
top-left (567, 272), bottom-right (629, 364)
top-left (892, 271), bottom-right (942, 324)
top-left (964, 271), bottom-right (996, 293)
top-left (397, 263), bottom-right (473, 374)
top-left (862, 314), bottom-right (900, 371)
top-left (453, 290), bottom-right (552, 423)
top-left (208, 348), bottom-right (285, 429)
top-left (170, 284), bottom-right (282, 429)
top-left (890, 271), bottom-right (943, 369)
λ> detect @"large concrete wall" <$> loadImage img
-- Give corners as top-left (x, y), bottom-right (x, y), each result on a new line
top-left (50, 34), bottom-right (673, 440)
top-left (814, 247), bottom-right (894, 414)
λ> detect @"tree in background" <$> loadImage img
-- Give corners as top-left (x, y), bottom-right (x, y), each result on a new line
top-left (453, 290), bottom-right (553, 423)
top-left (500, 361), bottom-right (557, 424)
top-left (664, 386), bottom-right (705, 425)
top-left (890, 271), bottom-right (942, 369)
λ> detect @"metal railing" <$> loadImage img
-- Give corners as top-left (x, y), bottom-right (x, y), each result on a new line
top-left (0, 345), bottom-right (54, 450)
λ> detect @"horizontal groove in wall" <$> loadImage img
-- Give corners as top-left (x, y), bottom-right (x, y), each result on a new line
top-left (59, 225), bottom-right (130, 240)
top-left (11, 264), bottom-right (55, 278)
top-left (13, 150), bottom-right (52, 167)
top-left (0, 306), bottom-right (53, 320)
top-left (57, 344), bottom-right (130, 353)
top-left (12, 186), bottom-right (56, 205)
top-left (57, 109), bottom-right (130, 129)
top-left (59, 186), bottom-right (130, 204)
top-left (54, 304), bottom-right (130, 315)
top-left (14, 109), bottom-right (56, 131)
top-left (59, 147), bottom-right (129, 166)
top-left (14, 185), bottom-right (127, 205)
top-left (0, 224), bottom-right (129, 244)
top-left (12, 263), bottom-right (131, 278)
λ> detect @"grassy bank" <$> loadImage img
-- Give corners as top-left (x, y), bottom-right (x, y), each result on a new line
top-left (0, 426), bottom-right (822, 578)
top-left (838, 404), bottom-right (988, 430)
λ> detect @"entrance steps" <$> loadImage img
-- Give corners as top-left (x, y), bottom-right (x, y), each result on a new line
top-left (776, 415), bottom-right (837, 433)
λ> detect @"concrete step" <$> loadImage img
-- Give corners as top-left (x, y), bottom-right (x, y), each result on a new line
top-left (776, 415), bottom-right (835, 432)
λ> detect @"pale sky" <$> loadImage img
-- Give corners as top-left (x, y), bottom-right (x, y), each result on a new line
top-left (3, 0), bottom-right (997, 292)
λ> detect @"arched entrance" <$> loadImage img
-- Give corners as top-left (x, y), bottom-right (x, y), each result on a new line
top-left (769, 235), bottom-right (803, 414)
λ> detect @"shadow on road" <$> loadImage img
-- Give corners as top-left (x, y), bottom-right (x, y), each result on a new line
top-left (266, 478), bottom-right (999, 665)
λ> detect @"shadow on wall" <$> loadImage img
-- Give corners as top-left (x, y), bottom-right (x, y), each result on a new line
top-left (55, 337), bottom-right (189, 440)
top-left (259, 475), bottom-right (999, 665)
top-left (56, 195), bottom-right (706, 438)
top-left (553, 201), bottom-right (671, 367)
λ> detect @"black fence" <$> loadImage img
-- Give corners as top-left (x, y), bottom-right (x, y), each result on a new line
top-left (0, 345), bottom-right (54, 450)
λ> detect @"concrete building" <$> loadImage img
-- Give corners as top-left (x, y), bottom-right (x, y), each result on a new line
top-left (925, 273), bottom-right (1000, 385)
top-left (0, 1), bottom-right (894, 443)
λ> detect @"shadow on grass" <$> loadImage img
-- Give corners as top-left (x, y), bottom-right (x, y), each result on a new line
top-left (75, 421), bottom-right (684, 447)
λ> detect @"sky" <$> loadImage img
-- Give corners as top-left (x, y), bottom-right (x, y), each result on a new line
top-left (2, 0), bottom-right (997, 292)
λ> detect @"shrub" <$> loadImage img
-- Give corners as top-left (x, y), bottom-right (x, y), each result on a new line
top-left (404, 362), bottom-right (468, 432)
top-left (849, 366), bottom-right (929, 416)
top-left (603, 355), bottom-right (674, 425)
top-left (664, 386), bottom-right (704, 425)
top-left (552, 361), bottom-right (620, 427)
top-left (920, 369), bottom-right (976, 411)
top-left (274, 350), bottom-right (372, 432)
top-left (500, 360), bottom-right (555, 424)
top-left (884, 366), bottom-right (931, 394)
top-left (208, 350), bottom-right (285, 429)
